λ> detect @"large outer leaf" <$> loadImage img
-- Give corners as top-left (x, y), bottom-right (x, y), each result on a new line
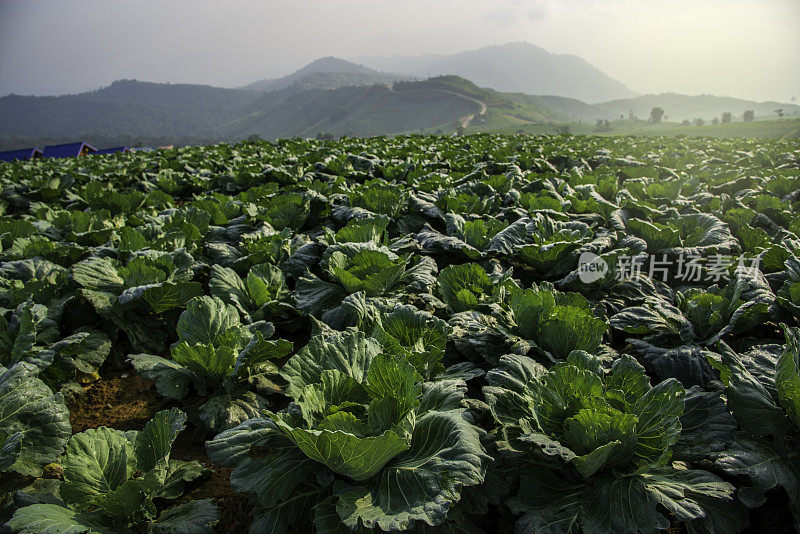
top-left (208, 264), bottom-right (249, 314)
top-left (419, 379), bottom-right (468, 413)
top-left (6, 503), bottom-right (121, 534)
top-left (448, 311), bottom-right (519, 366)
top-left (233, 332), bottom-right (292, 376)
top-left (400, 255), bottom-right (438, 294)
top-left (60, 427), bottom-right (135, 507)
top-left (630, 378), bottom-right (684, 467)
top-left (710, 343), bottom-right (787, 436)
top-left (415, 225), bottom-right (481, 259)
top-left (175, 296), bottom-right (240, 346)
top-left (247, 263), bottom-right (289, 307)
top-left (250, 484), bottom-right (329, 534)
top-left (776, 326), bottom-right (800, 429)
top-left (484, 354), bottom-right (547, 430)
top-left (0, 431), bottom-right (22, 471)
top-left (90, 479), bottom-right (148, 520)
top-left (628, 340), bottom-right (719, 388)
top-left (0, 363), bottom-right (71, 477)
top-left (674, 387), bottom-right (736, 462)
top-left (156, 459), bottom-right (211, 499)
top-left (3, 305), bottom-right (36, 366)
top-left (294, 272), bottom-right (349, 316)
top-left (274, 419), bottom-right (409, 482)
top-left (148, 499), bottom-right (219, 534)
top-left (511, 467), bottom-right (736, 534)
top-left (281, 331), bottom-right (382, 400)
top-left (334, 410), bottom-right (489, 531)
top-left (170, 342), bottom-right (234, 385)
top-left (509, 468), bottom-right (583, 534)
top-left (134, 407), bottom-right (186, 473)
top-left (205, 418), bottom-right (321, 509)
top-left (714, 436), bottom-right (799, 508)
top-left (197, 392), bottom-right (271, 434)
top-left (139, 282), bottom-right (203, 314)
top-left (71, 257), bottom-right (124, 292)
top-left (610, 298), bottom-right (693, 343)
top-left (128, 354), bottom-right (194, 400)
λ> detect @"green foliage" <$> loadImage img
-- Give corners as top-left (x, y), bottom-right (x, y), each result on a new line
top-left (2, 133), bottom-right (799, 533)
top-left (6, 409), bottom-right (218, 533)
top-left (485, 353), bottom-right (739, 532)
top-left (207, 331), bottom-right (488, 531)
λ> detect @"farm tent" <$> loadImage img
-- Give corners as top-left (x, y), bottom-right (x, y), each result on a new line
top-left (0, 147), bottom-right (43, 162)
top-left (42, 142), bottom-right (96, 158)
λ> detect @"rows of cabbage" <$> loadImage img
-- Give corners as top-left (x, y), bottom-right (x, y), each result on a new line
top-left (0, 133), bottom-right (799, 533)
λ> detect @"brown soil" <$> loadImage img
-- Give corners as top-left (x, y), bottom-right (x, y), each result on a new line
top-left (69, 371), bottom-right (168, 433)
top-left (68, 370), bottom-right (251, 532)
top-left (174, 465), bottom-right (253, 532)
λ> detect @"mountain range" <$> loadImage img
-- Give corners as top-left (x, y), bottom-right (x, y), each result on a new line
top-left (241, 57), bottom-right (413, 93)
top-left (1, 42), bottom-right (797, 148)
top-left (355, 42), bottom-right (638, 103)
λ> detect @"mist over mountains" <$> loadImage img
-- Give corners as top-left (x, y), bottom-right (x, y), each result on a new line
top-left (1, 42), bottom-right (797, 148)
top-left (241, 57), bottom-right (412, 93)
top-left (355, 42), bottom-right (638, 103)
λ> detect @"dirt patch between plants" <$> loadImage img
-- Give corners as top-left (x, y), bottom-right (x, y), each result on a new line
top-left (69, 371), bottom-right (168, 433)
top-left (68, 370), bottom-right (251, 532)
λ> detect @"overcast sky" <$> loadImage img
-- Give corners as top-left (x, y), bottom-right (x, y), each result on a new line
top-left (0, 0), bottom-right (798, 102)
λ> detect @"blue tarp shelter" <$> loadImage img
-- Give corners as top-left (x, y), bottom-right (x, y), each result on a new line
top-left (0, 148), bottom-right (43, 162)
top-left (42, 142), bottom-right (96, 159)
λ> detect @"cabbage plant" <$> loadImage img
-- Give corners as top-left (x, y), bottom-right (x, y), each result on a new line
top-left (130, 296), bottom-right (292, 433)
top-left (484, 352), bottom-right (740, 533)
top-left (611, 271), bottom-right (775, 346)
top-left (71, 252), bottom-right (202, 353)
top-left (209, 262), bottom-right (296, 323)
top-left (505, 283), bottom-right (608, 360)
top-left (5, 409), bottom-right (218, 534)
top-left (294, 246), bottom-right (437, 317)
top-left (709, 327), bottom-right (800, 526)
top-left (1, 300), bottom-right (110, 395)
top-left (206, 331), bottom-right (489, 532)
top-left (0, 362), bottom-right (71, 478)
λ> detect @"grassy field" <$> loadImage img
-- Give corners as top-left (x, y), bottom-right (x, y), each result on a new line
top-left (468, 117), bottom-right (800, 138)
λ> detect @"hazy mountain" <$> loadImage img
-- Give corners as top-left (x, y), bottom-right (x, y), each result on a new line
top-left (0, 79), bottom-right (257, 138)
top-left (357, 42), bottom-right (638, 103)
top-left (587, 93), bottom-right (799, 122)
top-left (0, 74), bottom-right (565, 144)
top-left (1, 61), bottom-right (797, 148)
top-left (241, 57), bottom-right (410, 93)
top-left (223, 76), bottom-right (559, 138)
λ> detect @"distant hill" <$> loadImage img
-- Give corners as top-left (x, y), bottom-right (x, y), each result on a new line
top-left (0, 75), bottom-right (566, 144)
top-left (1, 59), bottom-right (798, 149)
top-left (224, 76), bottom-right (563, 138)
top-left (357, 42), bottom-right (638, 103)
top-left (0, 80), bottom-right (257, 138)
top-left (241, 57), bottom-right (410, 93)
top-left (587, 93), bottom-right (800, 122)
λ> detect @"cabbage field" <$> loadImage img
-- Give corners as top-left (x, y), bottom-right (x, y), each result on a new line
top-left (1, 134), bottom-right (799, 533)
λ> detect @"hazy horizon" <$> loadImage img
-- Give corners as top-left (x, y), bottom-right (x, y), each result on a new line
top-left (0, 0), bottom-right (798, 103)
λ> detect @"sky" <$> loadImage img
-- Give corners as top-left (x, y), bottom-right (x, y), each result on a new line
top-left (0, 0), bottom-right (798, 102)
